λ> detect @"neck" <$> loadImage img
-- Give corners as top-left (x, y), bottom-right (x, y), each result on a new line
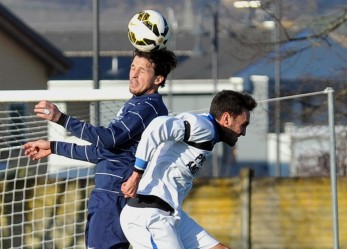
top-left (207, 114), bottom-right (221, 143)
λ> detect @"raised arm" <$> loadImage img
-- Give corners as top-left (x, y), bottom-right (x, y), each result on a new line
top-left (132, 116), bottom-right (186, 172)
top-left (34, 98), bottom-right (165, 150)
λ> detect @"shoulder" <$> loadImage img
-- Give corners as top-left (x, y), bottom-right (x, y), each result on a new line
top-left (131, 93), bottom-right (163, 104)
top-left (150, 115), bottom-right (178, 126)
top-left (176, 113), bottom-right (215, 142)
top-left (177, 113), bottom-right (212, 128)
top-left (125, 94), bottom-right (168, 116)
top-left (130, 94), bottom-right (167, 112)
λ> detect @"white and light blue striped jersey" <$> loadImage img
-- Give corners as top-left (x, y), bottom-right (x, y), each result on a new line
top-left (134, 112), bottom-right (220, 212)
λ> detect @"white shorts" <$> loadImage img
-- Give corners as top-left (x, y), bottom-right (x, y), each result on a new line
top-left (120, 205), bottom-right (219, 249)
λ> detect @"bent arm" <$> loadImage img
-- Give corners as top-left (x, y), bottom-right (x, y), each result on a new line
top-left (122, 116), bottom-right (186, 197)
top-left (133, 116), bottom-right (186, 172)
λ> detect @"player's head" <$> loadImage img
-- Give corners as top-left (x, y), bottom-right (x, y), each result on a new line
top-left (129, 48), bottom-right (177, 96)
top-left (209, 90), bottom-right (257, 146)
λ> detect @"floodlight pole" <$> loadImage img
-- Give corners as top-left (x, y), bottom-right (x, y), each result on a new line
top-left (192, 3), bottom-right (219, 94)
top-left (92, 0), bottom-right (100, 126)
top-left (274, 0), bottom-right (281, 177)
top-left (193, 2), bottom-right (220, 177)
top-left (209, 3), bottom-right (220, 177)
top-left (210, 4), bottom-right (219, 95)
top-left (166, 7), bottom-right (178, 112)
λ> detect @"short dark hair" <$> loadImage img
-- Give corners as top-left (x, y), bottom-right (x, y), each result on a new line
top-left (132, 48), bottom-right (177, 87)
top-left (209, 90), bottom-right (257, 119)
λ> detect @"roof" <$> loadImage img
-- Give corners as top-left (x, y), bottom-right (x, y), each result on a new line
top-left (42, 28), bottom-right (268, 81)
top-left (0, 3), bottom-right (71, 76)
top-left (234, 29), bottom-right (347, 91)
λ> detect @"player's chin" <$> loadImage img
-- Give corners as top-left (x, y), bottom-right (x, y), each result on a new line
top-left (130, 88), bottom-right (149, 97)
top-left (129, 86), bottom-right (141, 96)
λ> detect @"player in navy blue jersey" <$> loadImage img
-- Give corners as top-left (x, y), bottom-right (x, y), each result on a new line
top-left (23, 48), bottom-right (177, 249)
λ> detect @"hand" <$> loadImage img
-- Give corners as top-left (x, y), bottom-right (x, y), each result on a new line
top-left (22, 140), bottom-right (52, 160)
top-left (34, 100), bottom-right (61, 122)
top-left (121, 171), bottom-right (142, 198)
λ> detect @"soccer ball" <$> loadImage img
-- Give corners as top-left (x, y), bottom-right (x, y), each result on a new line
top-left (128, 10), bottom-right (170, 52)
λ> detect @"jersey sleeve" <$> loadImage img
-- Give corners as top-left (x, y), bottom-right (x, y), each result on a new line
top-left (57, 98), bottom-right (164, 149)
top-left (50, 141), bottom-right (99, 164)
top-left (133, 116), bottom-right (186, 172)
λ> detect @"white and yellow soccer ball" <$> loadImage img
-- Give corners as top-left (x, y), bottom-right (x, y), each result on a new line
top-left (128, 10), bottom-right (170, 52)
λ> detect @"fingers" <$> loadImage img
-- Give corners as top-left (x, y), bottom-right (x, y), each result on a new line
top-left (22, 142), bottom-right (31, 150)
top-left (34, 100), bottom-right (59, 121)
top-left (22, 142), bottom-right (45, 160)
top-left (123, 193), bottom-right (136, 198)
top-left (23, 142), bottom-right (36, 153)
top-left (35, 104), bottom-right (52, 119)
top-left (34, 100), bottom-right (51, 114)
top-left (22, 143), bottom-right (39, 160)
top-left (121, 182), bottom-right (137, 198)
top-left (123, 193), bottom-right (132, 198)
top-left (121, 182), bottom-right (128, 195)
top-left (35, 100), bottom-right (52, 109)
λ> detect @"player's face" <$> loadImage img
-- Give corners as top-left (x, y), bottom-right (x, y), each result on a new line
top-left (129, 56), bottom-right (163, 96)
top-left (219, 110), bottom-right (250, 146)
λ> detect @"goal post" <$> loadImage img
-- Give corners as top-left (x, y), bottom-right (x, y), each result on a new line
top-left (0, 78), bottom-right (238, 248)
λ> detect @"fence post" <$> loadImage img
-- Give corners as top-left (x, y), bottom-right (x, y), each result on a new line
top-left (240, 168), bottom-right (252, 249)
top-left (326, 87), bottom-right (340, 249)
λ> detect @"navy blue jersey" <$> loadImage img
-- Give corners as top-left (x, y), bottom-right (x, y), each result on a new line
top-left (51, 93), bottom-right (168, 195)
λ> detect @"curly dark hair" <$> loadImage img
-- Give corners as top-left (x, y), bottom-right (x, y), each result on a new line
top-left (209, 90), bottom-right (257, 119)
top-left (132, 48), bottom-right (177, 87)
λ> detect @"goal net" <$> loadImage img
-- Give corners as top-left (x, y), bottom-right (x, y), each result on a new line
top-left (0, 89), bottom-right (128, 249)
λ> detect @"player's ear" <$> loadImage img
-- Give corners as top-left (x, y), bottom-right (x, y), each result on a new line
top-left (154, 75), bottom-right (165, 85)
top-left (219, 112), bottom-right (232, 127)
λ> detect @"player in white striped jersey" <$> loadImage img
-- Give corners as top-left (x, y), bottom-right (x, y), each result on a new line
top-left (120, 90), bottom-right (257, 249)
